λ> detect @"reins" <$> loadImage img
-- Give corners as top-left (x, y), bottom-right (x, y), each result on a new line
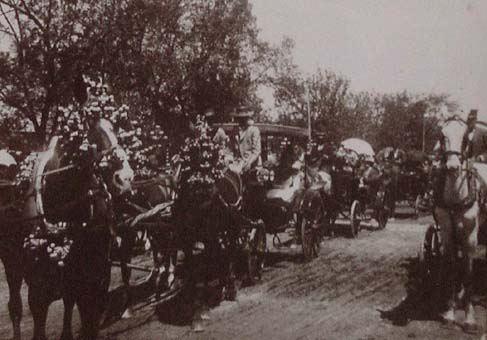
top-left (35, 145), bottom-right (118, 178)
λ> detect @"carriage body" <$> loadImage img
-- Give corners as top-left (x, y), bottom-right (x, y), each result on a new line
top-left (384, 150), bottom-right (431, 216)
top-left (324, 139), bottom-right (390, 237)
top-left (216, 123), bottom-right (326, 260)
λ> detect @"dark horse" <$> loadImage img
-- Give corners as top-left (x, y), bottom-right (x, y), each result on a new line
top-left (174, 166), bottom-right (249, 331)
top-left (17, 117), bottom-right (133, 340)
top-left (116, 158), bottom-right (182, 318)
top-left (0, 155), bottom-right (27, 340)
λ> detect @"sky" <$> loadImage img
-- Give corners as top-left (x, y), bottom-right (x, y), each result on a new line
top-left (250, 0), bottom-right (487, 118)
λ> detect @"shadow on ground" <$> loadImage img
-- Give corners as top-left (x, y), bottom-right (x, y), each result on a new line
top-left (379, 257), bottom-right (487, 327)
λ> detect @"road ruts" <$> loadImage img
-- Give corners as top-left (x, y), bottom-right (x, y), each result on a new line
top-left (1, 213), bottom-right (486, 339)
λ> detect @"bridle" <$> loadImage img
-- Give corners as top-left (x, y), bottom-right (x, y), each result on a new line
top-left (435, 117), bottom-right (477, 212)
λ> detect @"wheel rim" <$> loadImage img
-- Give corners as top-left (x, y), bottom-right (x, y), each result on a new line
top-left (350, 201), bottom-right (361, 237)
top-left (376, 206), bottom-right (388, 229)
top-left (301, 214), bottom-right (320, 260)
top-left (248, 226), bottom-right (266, 282)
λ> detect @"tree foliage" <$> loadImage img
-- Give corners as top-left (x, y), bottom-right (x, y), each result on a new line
top-left (0, 0), bottom-right (273, 148)
top-left (269, 38), bottom-right (457, 152)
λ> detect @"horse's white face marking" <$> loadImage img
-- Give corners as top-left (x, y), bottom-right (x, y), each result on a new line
top-left (441, 120), bottom-right (466, 170)
top-left (112, 148), bottom-right (134, 194)
top-left (97, 118), bottom-right (133, 194)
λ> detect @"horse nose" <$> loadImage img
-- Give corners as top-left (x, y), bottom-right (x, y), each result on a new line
top-left (114, 167), bottom-right (134, 189)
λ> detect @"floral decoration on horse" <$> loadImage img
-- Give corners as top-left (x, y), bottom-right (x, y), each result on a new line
top-left (179, 115), bottom-right (226, 200)
top-left (21, 78), bottom-right (139, 267)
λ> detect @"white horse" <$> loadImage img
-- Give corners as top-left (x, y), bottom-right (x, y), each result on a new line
top-left (434, 116), bottom-right (486, 334)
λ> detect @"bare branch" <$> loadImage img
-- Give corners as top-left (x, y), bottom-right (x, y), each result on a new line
top-left (0, 3), bottom-right (20, 44)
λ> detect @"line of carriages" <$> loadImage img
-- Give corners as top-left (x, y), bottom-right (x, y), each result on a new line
top-left (116, 124), bottom-right (395, 304)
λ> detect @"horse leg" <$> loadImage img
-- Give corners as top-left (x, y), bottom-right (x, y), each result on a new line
top-left (77, 280), bottom-right (109, 340)
top-left (182, 240), bottom-right (205, 332)
top-left (223, 234), bottom-right (237, 302)
top-left (435, 208), bottom-right (456, 323)
top-left (461, 254), bottom-right (479, 333)
top-left (60, 295), bottom-right (75, 340)
top-left (165, 232), bottom-right (177, 289)
top-left (150, 232), bottom-right (166, 293)
top-left (28, 286), bottom-right (49, 340)
top-left (461, 213), bottom-right (480, 333)
top-left (3, 255), bottom-right (23, 340)
top-left (120, 232), bottom-right (135, 319)
top-left (77, 300), bottom-right (99, 340)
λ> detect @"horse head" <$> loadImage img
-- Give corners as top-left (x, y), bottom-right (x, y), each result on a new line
top-left (438, 117), bottom-right (469, 172)
top-left (435, 117), bottom-right (476, 207)
top-left (87, 118), bottom-right (134, 196)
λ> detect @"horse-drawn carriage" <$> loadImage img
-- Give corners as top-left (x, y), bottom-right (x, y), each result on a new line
top-left (324, 138), bottom-right (390, 237)
top-left (376, 147), bottom-right (431, 217)
top-left (217, 123), bottom-right (327, 261)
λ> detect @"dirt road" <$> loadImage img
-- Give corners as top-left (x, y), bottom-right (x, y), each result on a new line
top-left (1, 211), bottom-right (486, 340)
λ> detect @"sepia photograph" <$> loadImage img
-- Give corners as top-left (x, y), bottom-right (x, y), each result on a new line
top-left (0, 0), bottom-right (486, 339)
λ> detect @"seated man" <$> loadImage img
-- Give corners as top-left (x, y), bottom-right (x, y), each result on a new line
top-left (228, 107), bottom-right (262, 176)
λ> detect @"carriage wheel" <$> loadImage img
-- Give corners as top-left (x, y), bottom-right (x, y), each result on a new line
top-left (375, 208), bottom-right (388, 230)
top-left (418, 224), bottom-right (442, 287)
top-left (349, 200), bottom-right (361, 238)
top-left (375, 189), bottom-right (389, 230)
top-left (247, 222), bottom-right (267, 285)
top-left (413, 194), bottom-right (422, 219)
top-left (300, 209), bottom-right (322, 261)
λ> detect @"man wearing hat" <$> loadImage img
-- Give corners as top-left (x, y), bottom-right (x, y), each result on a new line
top-left (231, 107), bottom-right (261, 174)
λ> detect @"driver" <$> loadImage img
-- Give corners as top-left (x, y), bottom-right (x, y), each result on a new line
top-left (230, 107), bottom-right (262, 174)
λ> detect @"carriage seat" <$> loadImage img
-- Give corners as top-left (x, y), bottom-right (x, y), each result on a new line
top-left (265, 173), bottom-right (304, 204)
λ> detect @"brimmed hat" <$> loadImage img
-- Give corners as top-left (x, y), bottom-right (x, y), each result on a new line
top-left (204, 108), bottom-right (216, 118)
top-left (231, 106), bottom-right (254, 118)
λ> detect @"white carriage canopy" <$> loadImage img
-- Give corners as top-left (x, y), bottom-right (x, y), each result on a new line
top-left (0, 149), bottom-right (17, 167)
top-left (340, 138), bottom-right (375, 158)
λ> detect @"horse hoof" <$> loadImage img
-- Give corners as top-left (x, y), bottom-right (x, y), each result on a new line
top-left (439, 316), bottom-right (457, 330)
top-left (200, 312), bottom-right (211, 321)
top-left (60, 334), bottom-right (74, 340)
top-left (225, 289), bottom-right (237, 301)
top-left (192, 320), bottom-right (205, 333)
top-left (121, 308), bottom-right (134, 319)
top-left (462, 322), bottom-right (481, 335)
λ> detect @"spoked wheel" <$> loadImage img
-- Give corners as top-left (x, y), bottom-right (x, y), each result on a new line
top-left (375, 189), bottom-right (389, 230)
top-left (418, 223), bottom-right (442, 287)
top-left (413, 194), bottom-right (422, 219)
top-left (375, 208), bottom-right (388, 230)
top-left (300, 208), bottom-right (322, 262)
top-left (349, 200), bottom-right (362, 238)
top-left (246, 222), bottom-right (267, 285)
